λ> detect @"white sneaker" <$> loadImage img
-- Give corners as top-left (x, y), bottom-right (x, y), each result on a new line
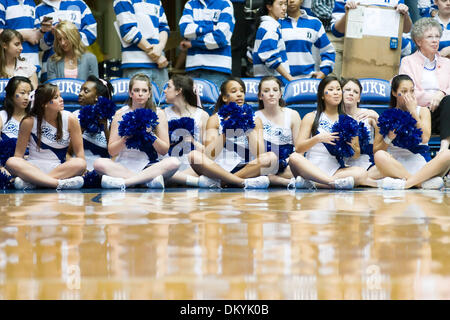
top-left (57, 176), bottom-right (84, 190)
top-left (146, 175), bottom-right (165, 189)
top-left (333, 176), bottom-right (355, 190)
top-left (244, 176), bottom-right (270, 189)
top-left (379, 177), bottom-right (405, 190)
top-left (421, 176), bottom-right (444, 190)
top-left (198, 175), bottom-right (221, 188)
top-left (14, 177), bottom-right (36, 190)
top-left (445, 174), bottom-right (450, 188)
top-left (295, 176), bottom-right (315, 189)
top-left (101, 175), bottom-right (126, 190)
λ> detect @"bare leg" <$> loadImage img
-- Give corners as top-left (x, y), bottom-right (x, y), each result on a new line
top-left (47, 158), bottom-right (86, 179)
top-left (289, 153), bottom-right (335, 186)
top-left (405, 149), bottom-right (450, 188)
top-left (166, 166), bottom-right (199, 187)
top-left (234, 152), bottom-right (278, 178)
top-left (6, 157), bottom-right (64, 188)
top-left (268, 166), bottom-right (294, 187)
top-left (332, 166), bottom-right (368, 187)
top-left (374, 150), bottom-right (411, 179)
top-left (358, 165), bottom-right (384, 188)
top-left (439, 137), bottom-right (449, 153)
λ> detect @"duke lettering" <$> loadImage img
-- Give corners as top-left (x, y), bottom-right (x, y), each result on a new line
top-left (361, 81), bottom-right (387, 96)
top-left (57, 81), bottom-right (82, 95)
top-left (293, 81), bottom-right (318, 96)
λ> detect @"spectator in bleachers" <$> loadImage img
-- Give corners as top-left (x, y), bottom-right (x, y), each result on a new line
top-left (399, 18), bottom-right (450, 153)
top-left (250, 0), bottom-right (294, 83)
top-left (0, 0), bottom-right (51, 73)
top-left (179, 0), bottom-right (235, 89)
top-left (230, 0), bottom-right (246, 76)
top-left (254, 76), bottom-right (301, 187)
top-left (72, 75), bottom-right (114, 171)
top-left (288, 76), bottom-right (368, 189)
top-left (188, 77), bottom-right (276, 189)
top-left (418, 0), bottom-right (438, 17)
top-left (162, 74), bottom-right (210, 187)
top-left (432, 0), bottom-right (450, 57)
top-left (406, 0), bottom-right (421, 23)
top-left (329, 0), bottom-right (412, 78)
top-left (0, 29), bottom-right (38, 89)
top-left (311, 0), bottom-right (334, 30)
top-left (113, 0), bottom-right (170, 92)
top-left (281, 0), bottom-right (335, 79)
top-left (36, 0), bottom-right (97, 82)
top-left (374, 74), bottom-right (450, 190)
top-left (47, 21), bottom-right (98, 80)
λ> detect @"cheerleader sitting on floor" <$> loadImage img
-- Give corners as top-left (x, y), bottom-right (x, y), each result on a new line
top-left (254, 76), bottom-right (301, 187)
top-left (288, 76), bottom-right (368, 189)
top-left (162, 74), bottom-right (210, 187)
top-left (93, 74), bottom-right (180, 189)
top-left (6, 83), bottom-right (86, 189)
top-left (188, 77), bottom-right (278, 188)
top-left (374, 74), bottom-right (450, 190)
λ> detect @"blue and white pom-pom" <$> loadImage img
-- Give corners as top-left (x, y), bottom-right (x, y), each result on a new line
top-left (218, 102), bottom-right (255, 134)
top-left (358, 122), bottom-right (374, 163)
top-left (0, 171), bottom-right (13, 190)
top-left (378, 108), bottom-right (429, 154)
top-left (168, 117), bottom-right (195, 143)
top-left (83, 170), bottom-right (102, 189)
top-left (118, 108), bottom-right (159, 150)
top-left (78, 97), bottom-right (117, 134)
top-left (323, 114), bottom-right (359, 167)
top-left (0, 138), bottom-right (17, 167)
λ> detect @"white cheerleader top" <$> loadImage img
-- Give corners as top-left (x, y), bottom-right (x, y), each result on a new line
top-left (0, 110), bottom-right (21, 139)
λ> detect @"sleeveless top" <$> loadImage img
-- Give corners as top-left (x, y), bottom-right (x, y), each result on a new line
top-left (255, 108), bottom-right (294, 172)
top-left (0, 110), bottom-right (21, 140)
top-left (28, 110), bottom-right (71, 163)
top-left (72, 109), bottom-right (109, 158)
top-left (306, 112), bottom-right (337, 158)
top-left (164, 105), bottom-right (203, 157)
top-left (344, 113), bottom-right (375, 169)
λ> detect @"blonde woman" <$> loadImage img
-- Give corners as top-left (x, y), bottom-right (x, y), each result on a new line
top-left (0, 29), bottom-right (38, 89)
top-left (47, 20), bottom-right (98, 80)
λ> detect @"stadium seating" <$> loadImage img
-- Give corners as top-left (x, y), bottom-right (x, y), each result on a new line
top-left (110, 78), bottom-right (160, 107)
top-left (45, 78), bottom-right (85, 112)
top-left (241, 77), bottom-right (262, 109)
top-left (359, 78), bottom-right (391, 115)
top-left (0, 78), bottom-right (9, 105)
top-left (283, 78), bottom-right (320, 117)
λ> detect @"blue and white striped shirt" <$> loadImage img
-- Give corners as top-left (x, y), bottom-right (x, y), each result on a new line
top-left (114, 0), bottom-right (170, 70)
top-left (435, 15), bottom-right (450, 52)
top-left (252, 15), bottom-right (289, 78)
top-left (36, 0), bottom-right (97, 80)
top-left (0, 0), bottom-right (40, 71)
top-left (281, 12), bottom-right (335, 77)
top-left (179, 0), bottom-right (235, 74)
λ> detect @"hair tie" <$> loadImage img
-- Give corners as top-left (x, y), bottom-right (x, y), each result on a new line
top-left (29, 90), bottom-right (36, 110)
top-left (193, 86), bottom-right (202, 108)
top-left (99, 78), bottom-right (108, 87)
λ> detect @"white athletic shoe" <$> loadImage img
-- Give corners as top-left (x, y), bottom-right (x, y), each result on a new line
top-left (14, 177), bottom-right (36, 190)
top-left (244, 176), bottom-right (270, 189)
top-left (295, 176), bottom-right (315, 189)
top-left (198, 175), bottom-right (221, 188)
top-left (57, 176), bottom-right (84, 190)
top-left (146, 175), bottom-right (165, 189)
top-left (421, 176), bottom-right (444, 190)
top-left (333, 176), bottom-right (355, 190)
top-left (445, 174), bottom-right (450, 188)
top-left (379, 177), bottom-right (406, 190)
top-left (101, 175), bottom-right (126, 190)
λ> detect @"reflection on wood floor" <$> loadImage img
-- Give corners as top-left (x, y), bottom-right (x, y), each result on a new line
top-left (0, 189), bottom-right (449, 300)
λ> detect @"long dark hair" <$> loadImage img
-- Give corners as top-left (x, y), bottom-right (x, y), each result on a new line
top-left (86, 75), bottom-right (114, 100)
top-left (258, 76), bottom-right (285, 109)
top-left (389, 74), bottom-right (414, 109)
top-left (127, 73), bottom-right (156, 111)
top-left (27, 83), bottom-right (62, 148)
top-left (214, 77), bottom-right (246, 113)
top-left (3, 76), bottom-right (33, 122)
top-left (171, 74), bottom-right (199, 108)
top-left (311, 76), bottom-right (344, 136)
top-left (248, 0), bottom-right (277, 51)
top-left (0, 29), bottom-right (25, 78)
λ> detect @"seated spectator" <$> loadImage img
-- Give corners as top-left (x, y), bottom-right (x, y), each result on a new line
top-left (399, 18), bottom-right (450, 153)
top-left (179, 0), bottom-right (235, 89)
top-left (281, 0), bottom-right (336, 79)
top-left (47, 20), bottom-right (98, 80)
top-left (0, 29), bottom-right (38, 89)
top-left (432, 0), bottom-right (450, 58)
top-left (250, 0), bottom-right (294, 83)
top-left (113, 0), bottom-right (170, 92)
top-left (418, 0), bottom-right (438, 18)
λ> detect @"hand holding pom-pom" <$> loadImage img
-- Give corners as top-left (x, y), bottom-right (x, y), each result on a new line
top-left (0, 138), bottom-right (17, 167)
top-left (218, 102), bottom-right (255, 135)
top-left (118, 108), bottom-right (159, 151)
top-left (78, 97), bottom-right (117, 134)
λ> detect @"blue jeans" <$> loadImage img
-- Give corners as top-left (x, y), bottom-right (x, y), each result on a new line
top-left (187, 69), bottom-right (230, 91)
top-left (123, 67), bottom-right (169, 93)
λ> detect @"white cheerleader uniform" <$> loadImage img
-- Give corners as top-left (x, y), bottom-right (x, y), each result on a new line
top-left (27, 110), bottom-right (71, 174)
top-left (386, 106), bottom-right (428, 175)
top-left (73, 109), bottom-right (109, 171)
top-left (164, 106), bottom-right (203, 171)
top-left (214, 114), bottom-right (255, 173)
top-left (115, 106), bottom-right (159, 174)
top-left (305, 112), bottom-right (341, 177)
top-left (255, 108), bottom-right (294, 173)
top-left (345, 116), bottom-right (374, 170)
top-left (0, 110), bottom-right (20, 139)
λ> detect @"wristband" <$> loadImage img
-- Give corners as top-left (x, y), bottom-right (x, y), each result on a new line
top-left (383, 136), bottom-right (392, 145)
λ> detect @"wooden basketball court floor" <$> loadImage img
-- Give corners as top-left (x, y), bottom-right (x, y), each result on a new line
top-left (0, 187), bottom-right (449, 300)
